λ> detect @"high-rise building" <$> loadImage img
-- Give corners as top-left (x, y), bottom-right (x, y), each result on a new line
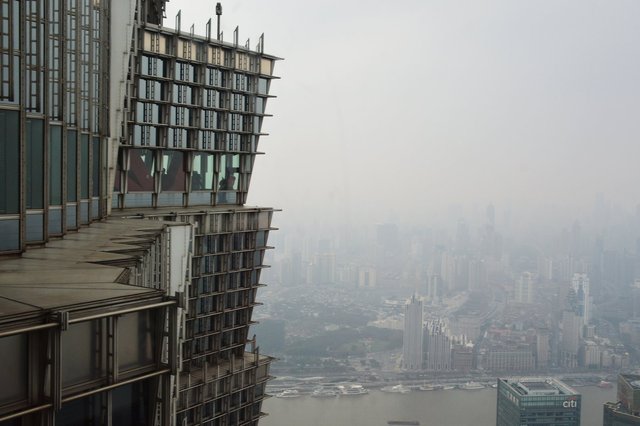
top-left (496, 377), bottom-right (581, 426)
top-left (424, 319), bottom-right (451, 371)
top-left (0, 1), bottom-right (279, 424)
top-left (402, 295), bottom-right (423, 370)
top-left (603, 374), bottom-right (640, 425)
top-left (514, 271), bottom-right (534, 304)
top-left (561, 279), bottom-right (587, 368)
top-left (571, 273), bottom-right (590, 325)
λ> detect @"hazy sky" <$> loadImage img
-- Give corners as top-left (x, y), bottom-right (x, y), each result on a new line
top-left (165, 0), bottom-right (640, 228)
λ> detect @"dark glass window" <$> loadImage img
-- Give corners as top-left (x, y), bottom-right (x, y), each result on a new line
top-left (0, 334), bottom-right (27, 407)
top-left (112, 381), bottom-right (150, 426)
top-left (161, 150), bottom-right (185, 192)
top-left (92, 137), bottom-right (100, 196)
top-left (25, 119), bottom-right (44, 209)
top-left (0, 110), bottom-right (19, 213)
top-left (57, 393), bottom-right (104, 426)
top-left (127, 148), bottom-right (155, 192)
top-left (66, 130), bottom-right (77, 201)
top-left (49, 126), bottom-right (63, 205)
top-left (80, 134), bottom-right (89, 198)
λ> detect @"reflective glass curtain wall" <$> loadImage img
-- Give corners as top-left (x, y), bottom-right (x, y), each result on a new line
top-left (114, 27), bottom-right (279, 210)
top-left (0, 0), bottom-right (110, 253)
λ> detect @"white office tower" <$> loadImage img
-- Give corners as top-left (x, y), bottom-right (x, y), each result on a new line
top-left (425, 320), bottom-right (452, 371)
top-left (403, 295), bottom-right (424, 370)
top-left (571, 273), bottom-right (590, 325)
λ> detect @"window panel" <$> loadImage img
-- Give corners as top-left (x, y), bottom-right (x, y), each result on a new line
top-left (80, 135), bottom-right (89, 198)
top-left (25, 119), bottom-right (44, 209)
top-left (192, 153), bottom-right (213, 191)
top-left (92, 137), bottom-right (100, 197)
top-left (118, 311), bottom-right (155, 371)
top-left (49, 126), bottom-right (63, 204)
top-left (161, 150), bottom-right (185, 192)
top-left (67, 130), bottom-right (77, 201)
top-left (0, 334), bottom-right (27, 406)
top-left (127, 148), bottom-right (155, 192)
top-left (0, 110), bottom-right (19, 213)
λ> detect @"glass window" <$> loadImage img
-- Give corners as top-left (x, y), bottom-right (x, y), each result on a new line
top-left (127, 148), bottom-right (155, 192)
top-left (91, 137), bottom-right (100, 196)
top-left (192, 153), bottom-right (213, 191)
top-left (219, 154), bottom-right (239, 191)
top-left (0, 334), bottom-right (28, 406)
top-left (25, 119), bottom-right (44, 209)
top-left (140, 55), bottom-right (166, 77)
top-left (80, 134), bottom-right (89, 198)
top-left (112, 381), bottom-right (150, 426)
top-left (161, 150), bottom-right (185, 192)
top-left (118, 311), bottom-right (155, 371)
top-left (61, 320), bottom-right (105, 387)
top-left (50, 126), bottom-right (63, 205)
top-left (257, 78), bottom-right (268, 95)
top-left (57, 393), bottom-right (104, 425)
top-left (0, 110), bottom-right (19, 214)
top-left (67, 130), bottom-right (77, 201)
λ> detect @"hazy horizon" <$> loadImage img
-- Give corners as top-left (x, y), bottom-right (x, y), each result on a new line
top-left (165, 0), bottom-right (640, 229)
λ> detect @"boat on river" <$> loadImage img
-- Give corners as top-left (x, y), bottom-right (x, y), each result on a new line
top-left (381, 384), bottom-right (411, 394)
top-left (460, 381), bottom-right (485, 390)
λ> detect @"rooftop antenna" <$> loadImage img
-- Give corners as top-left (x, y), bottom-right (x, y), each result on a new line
top-left (257, 33), bottom-right (264, 54)
top-left (175, 10), bottom-right (181, 32)
top-left (216, 3), bottom-right (222, 40)
top-left (206, 18), bottom-right (212, 41)
top-left (233, 26), bottom-right (239, 47)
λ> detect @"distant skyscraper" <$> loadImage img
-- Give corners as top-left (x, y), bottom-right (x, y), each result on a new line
top-left (632, 279), bottom-right (640, 318)
top-left (426, 274), bottom-right (443, 302)
top-left (403, 295), bottom-right (423, 370)
top-left (561, 304), bottom-right (583, 368)
top-left (496, 378), bottom-right (581, 426)
top-left (571, 273), bottom-right (591, 325)
top-left (358, 266), bottom-right (377, 289)
top-left (514, 271), bottom-right (535, 304)
top-left (424, 320), bottom-right (452, 371)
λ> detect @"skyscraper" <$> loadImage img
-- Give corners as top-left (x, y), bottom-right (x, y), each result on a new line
top-left (424, 320), bottom-right (451, 371)
top-left (0, 1), bottom-right (279, 424)
top-left (496, 378), bottom-right (581, 426)
top-left (402, 295), bottom-right (423, 370)
top-left (571, 273), bottom-right (590, 326)
top-left (514, 271), bottom-right (534, 304)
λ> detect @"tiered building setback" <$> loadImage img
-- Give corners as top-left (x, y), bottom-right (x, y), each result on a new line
top-left (0, 0), bottom-right (280, 424)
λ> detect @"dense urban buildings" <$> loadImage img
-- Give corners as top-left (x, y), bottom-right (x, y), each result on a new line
top-left (0, 0), bottom-right (279, 424)
top-left (496, 378), bottom-right (581, 426)
top-left (603, 374), bottom-right (640, 425)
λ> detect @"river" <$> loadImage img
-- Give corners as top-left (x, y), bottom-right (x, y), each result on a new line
top-left (261, 385), bottom-right (616, 426)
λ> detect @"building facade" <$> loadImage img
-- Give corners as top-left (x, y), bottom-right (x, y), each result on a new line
top-left (603, 374), bottom-right (640, 425)
top-left (0, 0), bottom-right (279, 424)
top-left (424, 320), bottom-right (451, 371)
top-left (496, 378), bottom-right (581, 426)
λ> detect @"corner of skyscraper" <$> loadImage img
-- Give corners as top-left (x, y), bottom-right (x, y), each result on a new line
top-left (0, 0), bottom-right (280, 424)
